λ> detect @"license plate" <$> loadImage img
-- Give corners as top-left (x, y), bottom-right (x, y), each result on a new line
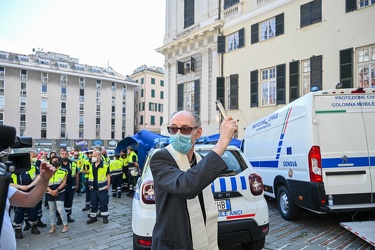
top-left (215, 199), bottom-right (231, 212)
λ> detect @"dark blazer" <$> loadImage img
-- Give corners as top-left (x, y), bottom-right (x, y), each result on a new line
top-left (150, 148), bottom-right (228, 250)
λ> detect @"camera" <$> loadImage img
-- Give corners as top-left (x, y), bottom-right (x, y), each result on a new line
top-left (0, 124), bottom-right (32, 234)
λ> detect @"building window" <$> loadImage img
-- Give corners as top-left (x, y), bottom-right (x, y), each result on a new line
top-left (111, 118), bottom-right (115, 129)
top-left (41, 129), bottom-right (47, 139)
top-left (0, 112), bottom-right (4, 125)
top-left (79, 89), bottom-right (84, 102)
top-left (61, 102), bottom-right (66, 114)
top-left (359, 0), bottom-right (375, 8)
top-left (112, 82), bottom-right (116, 91)
top-left (0, 80), bottom-right (4, 95)
top-left (20, 82), bottom-right (27, 96)
top-left (151, 116), bottom-right (155, 125)
top-left (96, 117), bottom-right (100, 130)
top-left (112, 106), bottom-right (115, 116)
top-left (0, 67), bottom-right (5, 78)
top-left (79, 130), bottom-right (84, 139)
top-left (96, 80), bottom-right (102, 89)
top-left (111, 131), bottom-right (115, 139)
top-left (38, 59), bottom-right (50, 65)
top-left (141, 78), bottom-right (144, 84)
top-left (139, 102), bottom-right (145, 111)
top-left (140, 115), bottom-right (143, 125)
top-left (141, 89), bottom-right (144, 98)
top-left (41, 99), bottom-right (48, 113)
top-left (357, 45), bottom-right (375, 88)
top-left (0, 96), bottom-right (4, 110)
top-left (41, 115), bottom-right (47, 128)
top-left (184, 0), bottom-right (195, 28)
top-left (224, 0), bottom-right (239, 9)
top-left (96, 104), bottom-right (100, 116)
top-left (160, 80), bottom-right (164, 86)
top-left (61, 86), bottom-right (67, 100)
top-left (20, 98), bottom-right (27, 112)
top-left (80, 103), bottom-right (85, 115)
top-left (149, 102), bottom-right (156, 111)
top-left (60, 130), bottom-right (66, 139)
top-left (185, 82), bottom-right (195, 110)
top-left (151, 78), bottom-right (155, 84)
top-left (302, 59), bottom-right (311, 95)
top-left (61, 116), bottom-right (66, 128)
top-left (260, 18), bottom-right (276, 41)
top-left (151, 89), bottom-right (155, 98)
top-left (300, 0), bottom-right (322, 27)
top-left (160, 91), bottom-right (164, 99)
top-left (79, 116), bottom-right (84, 128)
top-left (160, 116), bottom-right (163, 126)
top-left (20, 114), bottom-right (26, 127)
top-left (227, 32), bottom-right (239, 52)
top-left (227, 74), bottom-right (239, 110)
top-left (41, 84), bottom-right (48, 97)
top-left (135, 91), bottom-right (138, 99)
top-left (20, 69), bottom-right (27, 80)
top-left (96, 90), bottom-right (101, 102)
top-left (261, 67), bottom-right (276, 106)
top-left (158, 103), bottom-right (163, 112)
top-left (41, 72), bottom-right (48, 83)
top-left (79, 78), bottom-right (85, 88)
top-left (61, 75), bottom-right (67, 85)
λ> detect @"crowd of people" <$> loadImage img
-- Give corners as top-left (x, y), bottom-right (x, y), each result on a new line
top-left (8, 145), bottom-right (139, 240)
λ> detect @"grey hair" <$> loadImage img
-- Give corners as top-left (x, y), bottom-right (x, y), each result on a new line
top-left (171, 110), bottom-right (201, 127)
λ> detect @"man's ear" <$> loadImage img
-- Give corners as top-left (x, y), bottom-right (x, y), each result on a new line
top-left (195, 127), bottom-right (202, 139)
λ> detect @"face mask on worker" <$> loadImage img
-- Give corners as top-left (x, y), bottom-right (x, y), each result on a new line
top-left (51, 162), bottom-right (60, 167)
top-left (91, 157), bottom-right (97, 163)
top-left (31, 157), bottom-right (37, 164)
top-left (170, 132), bottom-right (195, 154)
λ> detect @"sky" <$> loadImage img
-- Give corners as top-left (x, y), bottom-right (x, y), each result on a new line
top-left (0, 0), bottom-right (166, 76)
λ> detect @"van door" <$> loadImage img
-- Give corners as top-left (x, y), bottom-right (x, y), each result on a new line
top-left (314, 92), bottom-right (375, 208)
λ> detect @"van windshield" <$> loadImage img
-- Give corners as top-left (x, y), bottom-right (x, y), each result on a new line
top-left (198, 150), bottom-right (246, 175)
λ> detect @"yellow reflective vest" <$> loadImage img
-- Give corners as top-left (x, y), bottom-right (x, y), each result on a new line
top-left (88, 161), bottom-right (109, 191)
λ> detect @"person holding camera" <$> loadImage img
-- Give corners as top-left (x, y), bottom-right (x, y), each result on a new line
top-left (1, 162), bottom-right (55, 250)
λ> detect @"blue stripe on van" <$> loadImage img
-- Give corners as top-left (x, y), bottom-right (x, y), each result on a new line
top-left (220, 178), bottom-right (226, 192)
top-left (250, 160), bottom-right (279, 168)
top-left (322, 156), bottom-right (374, 168)
top-left (230, 177), bottom-right (237, 191)
top-left (240, 176), bottom-right (247, 190)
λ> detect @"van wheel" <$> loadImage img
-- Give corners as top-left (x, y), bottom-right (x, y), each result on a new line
top-left (277, 186), bottom-right (300, 221)
top-left (241, 236), bottom-right (265, 250)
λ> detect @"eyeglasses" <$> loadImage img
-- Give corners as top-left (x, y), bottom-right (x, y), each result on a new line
top-left (167, 125), bottom-right (198, 135)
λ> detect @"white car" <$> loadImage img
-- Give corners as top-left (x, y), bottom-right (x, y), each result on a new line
top-left (132, 144), bottom-right (269, 250)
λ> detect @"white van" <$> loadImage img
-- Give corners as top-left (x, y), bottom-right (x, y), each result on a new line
top-left (242, 88), bottom-right (375, 221)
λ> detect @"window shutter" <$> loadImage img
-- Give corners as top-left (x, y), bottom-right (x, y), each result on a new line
top-left (276, 64), bottom-right (286, 104)
top-left (250, 70), bottom-right (258, 107)
top-left (194, 80), bottom-right (200, 114)
top-left (289, 61), bottom-right (300, 102)
top-left (300, 3), bottom-right (310, 27)
top-left (340, 48), bottom-right (353, 88)
top-left (311, 0), bottom-right (322, 24)
top-left (177, 83), bottom-right (184, 110)
top-left (230, 74), bottom-right (239, 109)
top-left (251, 23), bottom-right (259, 44)
top-left (178, 61), bottom-right (185, 75)
top-left (218, 36), bottom-right (226, 53)
top-left (346, 0), bottom-right (357, 12)
top-left (275, 13), bottom-right (284, 36)
top-left (191, 57), bottom-right (195, 72)
top-left (217, 77), bottom-right (225, 107)
top-left (310, 55), bottom-right (322, 91)
top-left (238, 28), bottom-right (245, 48)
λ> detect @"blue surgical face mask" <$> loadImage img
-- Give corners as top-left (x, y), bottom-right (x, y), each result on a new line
top-left (170, 132), bottom-right (194, 154)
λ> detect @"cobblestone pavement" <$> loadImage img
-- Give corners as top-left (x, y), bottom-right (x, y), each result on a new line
top-left (13, 192), bottom-right (373, 250)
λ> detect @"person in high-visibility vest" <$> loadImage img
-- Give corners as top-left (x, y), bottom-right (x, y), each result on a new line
top-left (126, 145), bottom-right (139, 198)
top-left (86, 150), bottom-right (111, 224)
top-left (120, 149), bottom-right (129, 192)
top-left (81, 150), bottom-right (93, 211)
top-left (109, 154), bottom-right (123, 198)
